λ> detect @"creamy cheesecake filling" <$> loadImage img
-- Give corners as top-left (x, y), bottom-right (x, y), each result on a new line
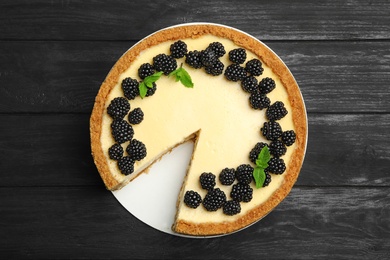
top-left (100, 35), bottom-right (296, 223)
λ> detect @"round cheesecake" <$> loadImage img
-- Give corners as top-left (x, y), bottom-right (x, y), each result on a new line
top-left (90, 23), bottom-right (307, 236)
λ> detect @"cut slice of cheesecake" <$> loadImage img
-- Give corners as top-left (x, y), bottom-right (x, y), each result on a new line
top-left (90, 24), bottom-right (307, 236)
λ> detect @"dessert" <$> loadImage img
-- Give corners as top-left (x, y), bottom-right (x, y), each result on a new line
top-left (90, 23), bottom-right (307, 236)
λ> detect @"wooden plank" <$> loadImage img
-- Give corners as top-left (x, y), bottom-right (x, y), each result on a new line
top-left (0, 40), bottom-right (389, 113)
top-left (0, 186), bottom-right (389, 259)
top-left (0, 0), bottom-right (389, 41)
top-left (1, 114), bottom-right (389, 187)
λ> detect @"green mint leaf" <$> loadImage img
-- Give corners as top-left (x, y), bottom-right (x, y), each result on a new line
top-left (169, 66), bottom-right (194, 88)
top-left (253, 167), bottom-right (266, 189)
top-left (144, 71), bottom-right (163, 86)
top-left (139, 82), bottom-right (148, 99)
top-left (256, 146), bottom-right (271, 168)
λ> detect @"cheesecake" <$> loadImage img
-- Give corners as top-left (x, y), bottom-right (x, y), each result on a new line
top-left (90, 23), bottom-right (307, 236)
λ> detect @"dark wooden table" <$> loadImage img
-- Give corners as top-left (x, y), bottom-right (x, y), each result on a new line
top-left (1, 1), bottom-right (389, 259)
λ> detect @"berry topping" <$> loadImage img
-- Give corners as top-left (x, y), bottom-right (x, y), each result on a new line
top-left (241, 76), bottom-right (259, 93)
top-left (117, 156), bottom-right (135, 175)
top-left (230, 183), bottom-right (253, 203)
top-left (185, 50), bottom-right (203, 69)
top-left (200, 172), bottom-right (216, 191)
top-left (208, 42), bottom-right (226, 58)
top-left (121, 77), bottom-right (139, 100)
top-left (269, 140), bottom-right (287, 157)
top-left (228, 48), bottom-right (247, 64)
top-left (202, 188), bottom-right (226, 211)
top-left (263, 171), bottom-right (272, 187)
top-left (259, 77), bottom-right (276, 94)
top-left (184, 190), bottom-right (202, 209)
top-left (153, 53), bottom-right (177, 75)
top-left (205, 60), bottom-right (224, 76)
top-left (223, 200), bottom-right (241, 216)
top-left (261, 121), bottom-right (283, 141)
top-left (138, 63), bottom-right (155, 79)
top-left (219, 168), bottom-right (236, 186)
top-left (111, 119), bottom-right (134, 144)
top-left (245, 59), bottom-right (264, 76)
top-left (224, 64), bottom-right (246, 82)
top-left (281, 130), bottom-right (296, 146)
top-left (267, 157), bottom-right (286, 174)
top-left (126, 139), bottom-right (147, 161)
top-left (108, 143), bottom-right (124, 160)
top-left (128, 107), bottom-right (144, 125)
top-left (200, 47), bottom-right (218, 67)
top-left (266, 101), bottom-right (288, 121)
top-left (145, 82), bottom-right (157, 97)
top-left (249, 142), bottom-right (269, 164)
top-left (249, 91), bottom-right (270, 110)
top-left (107, 97), bottom-right (130, 120)
top-left (236, 164), bottom-right (254, 185)
top-left (170, 40), bottom-right (188, 59)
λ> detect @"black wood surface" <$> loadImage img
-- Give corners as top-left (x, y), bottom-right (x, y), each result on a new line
top-left (1, 0), bottom-right (389, 259)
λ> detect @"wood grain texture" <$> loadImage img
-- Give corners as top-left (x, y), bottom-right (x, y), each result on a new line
top-left (0, 40), bottom-right (389, 113)
top-left (1, 0), bottom-right (389, 41)
top-left (1, 186), bottom-right (389, 259)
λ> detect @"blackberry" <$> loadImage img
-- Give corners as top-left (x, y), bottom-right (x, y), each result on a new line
top-left (241, 76), bottom-right (259, 93)
top-left (249, 142), bottom-right (269, 164)
top-left (266, 101), bottom-right (288, 121)
top-left (223, 200), bottom-right (241, 216)
top-left (267, 157), bottom-right (286, 174)
top-left (185, 50), bottom-right (203, 69)
top-left (219, 168), bottom-right (236, 186)
top-left (261, 121), bottom-right (283, 141)
top-left (281, 130), bottom-right (296, 146)
top-left (263, 171), bottom-right (272, 187)
top-left (138, 63), bottom-right (155, 79)
top-left (208, 42), bottom-right (226, 58)
top-left (259, 77), bottom-right (276, 94)
top-left (117, 156), bottom-right (135, 175)
top-left (235, 164), bottom-right (254, 185)
top-left (205, 60), bottom-right (224, 76)
top-left (126, 139), bottom-right (147, 161)
top-left (224, 64), bottom-right (246, 82)
top-left (153, 53), bottom-right (177, 75)
top-left (200, 48), bottom-right (217, 67)
top-left (111, 119), bottom-right (134, 144)
top-left (128, 107), bottom-right (144, 124)
top-left (108, 143), bottom-right (124, 160)
top-left (230, 183), bottom-right (253, 203)
top-left (249, 91), bottom-right (270, 110)
top-left (122, 77), bottom-right (139, 100)
top-left (202, 188), bottom-right (226, 211)
top-left (269, 140), bottom-right (287, 157)
top-left (229, 48), bottom-right (246, 64)
top-left (145, 82), bottom-right (157, 97)
top-left (200, 172), bottom-right (216, 191)
top-left (245, 59), bottom-right (264, 76)
top-left (170, 40), bottom-right (187, 59)
top-left (184, 190), bottom-right (202, 209)
top-left (107, 97), bottom-right (130, 120)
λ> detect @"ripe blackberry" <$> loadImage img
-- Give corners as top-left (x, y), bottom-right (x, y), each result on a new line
top-left (205, 60), bottom-right (224, 76)
top-left (236, 164), bottom-right (254, 185)
top-left (245, 59), bottom-right (264, 76)
top-left (224, 64), bottom-right (246, 82)
top-left (200, 48), bottom-right (218, 67)
top-left (126, 139), bottom-right (147, 161)
top-left (117, 156), bottom-right (135, 175)
top-left (267, 157), bottom-right (286, 174)
top-left (170, 40), bottom-right (187, 59)
top-left (185, 50), bottom-right (203, 69)
top-left (266, 101), bottom-right (288, 121)
top-left (259, 77), bottom-right (276, 94)
top-left (145, 82), bottom-right (157, 97)
top-left (108, 143), bottom-right (123, 160)
top-left (223, 200), bottom-right (241, 216)
top-left (230, 183), bottom-right (253, 203)
top-left (241, 76), bottom-right (259, 93)
top-left (229, 48), bottom-right (246, 64)
top-left (200, 172), bottom-right (216, 191)
top-left (249, 91), bottom-right (270, 110)
top-left (219, 168), bottom-right (236, 186)
top-left (263, 171), bottom-right (272, 187)
top-left (184, 190), bottom-right (202, 209)
top-left (281, 130), bottom-right (296, 146)
top-left (111, 119), bottom-right (134, 144)
top-left (208, 42), bottom-right (226, 58)
top-left (128, 107), bottom-right (144, 125)
top-left (122, 77), bottom-right (139, 100)
top-left (153, 53), bottom-right (177, 75)
top-left (269, 140), bottom-right (287, 157)
top-left (249, 142), bottom-right (269, 164)
top-left (138, 63), bottom-right (155, 79)
top-left (261, 121), bottom-right (283, 141)
top-left (107, 97), bottom-right (130, 120)
top-left (202, 188), bottom-right (226, 211)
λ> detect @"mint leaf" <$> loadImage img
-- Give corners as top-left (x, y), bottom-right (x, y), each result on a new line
top-left (169, 66), bottom-right (194, 88)
top-left (253, 168), bottom-right (266, 189)
top-left (139, 71), bottom-right (163, 98)
top-left (139, 82), bottom-right (148, 99)
top-left (252, 146), bottom-right (271, 189)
